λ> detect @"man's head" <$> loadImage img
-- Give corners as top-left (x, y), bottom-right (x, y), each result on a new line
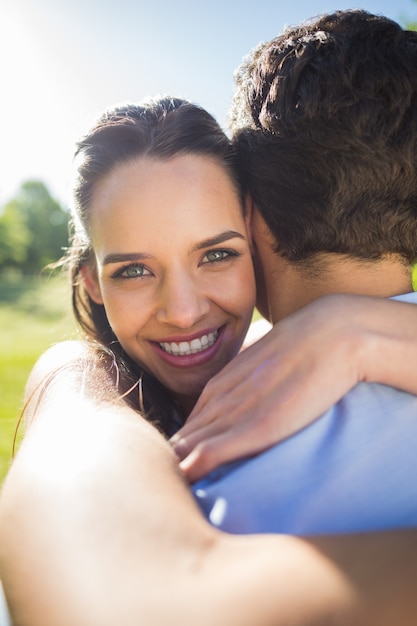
top-left (231, 10), bottom-right (417, 276)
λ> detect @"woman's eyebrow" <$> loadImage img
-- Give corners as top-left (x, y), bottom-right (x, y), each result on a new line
top-left (193, 230), bottom-right (245, 252)
top-left (102, 252), bottom-right (149, 265)
top-left (102, 231), bottom-right (245, 265)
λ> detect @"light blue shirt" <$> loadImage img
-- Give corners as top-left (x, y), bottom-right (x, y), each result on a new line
top-left (193, 293), bottom-right (417, 535)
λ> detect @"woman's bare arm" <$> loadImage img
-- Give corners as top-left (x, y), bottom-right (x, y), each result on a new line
top-left (173, 294), bottom-right (417, 480)
top-left (1, 340), bottom-right (417, 625)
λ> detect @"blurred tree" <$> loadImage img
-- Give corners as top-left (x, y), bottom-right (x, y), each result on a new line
top-left (0, 203), bottom-right (30, 267)
top-left (0, 180), bottom-right (69, 272)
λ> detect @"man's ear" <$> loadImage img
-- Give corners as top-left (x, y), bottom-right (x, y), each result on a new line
top-left (80, 264), bottom-right (104, 304)
top-left (251, 202), bottom-right (276, 247)
top-left (244, 193), bottom-right (255, 255)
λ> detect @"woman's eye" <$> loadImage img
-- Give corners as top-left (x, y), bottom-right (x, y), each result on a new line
top-left (113, 264), bottom-right (150, 279)
top-left (203, 249), bottom-right (233, 264)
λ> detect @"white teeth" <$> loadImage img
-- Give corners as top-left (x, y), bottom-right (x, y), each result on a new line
top-left (160, 330), bottom-right (219, 356)
top-left (190, 338), bottom-right (202, 352)
top-left (179, 341), bottom-right (191, 355)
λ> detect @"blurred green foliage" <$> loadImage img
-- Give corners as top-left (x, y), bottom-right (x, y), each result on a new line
top-left (0, 180), bottom-right (69, 273)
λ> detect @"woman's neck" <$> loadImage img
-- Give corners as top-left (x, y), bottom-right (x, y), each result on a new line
top-left (175, 393), bottom-right (199, 421)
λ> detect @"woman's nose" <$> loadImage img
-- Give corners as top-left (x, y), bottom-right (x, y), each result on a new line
top-left (155, 272), bottom-right (210, 329)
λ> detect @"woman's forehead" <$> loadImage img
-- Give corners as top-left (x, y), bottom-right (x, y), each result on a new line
top-left (89, 154), bottom-right (247, 255)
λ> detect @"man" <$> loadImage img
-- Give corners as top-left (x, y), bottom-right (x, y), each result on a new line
top-left (2, 10), bottom-right (417, 626)
top-left (173, 9), bottom-right (417, 534)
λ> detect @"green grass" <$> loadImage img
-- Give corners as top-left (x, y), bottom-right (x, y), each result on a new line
top-left (0, 271), bottom-right (77, 484)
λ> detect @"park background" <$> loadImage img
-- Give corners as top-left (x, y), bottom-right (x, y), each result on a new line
top-left (1, 0), bottom-right (417, 484)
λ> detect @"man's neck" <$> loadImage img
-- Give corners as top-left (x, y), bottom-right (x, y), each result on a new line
top-left (267, 253), bottom-right (412, 324)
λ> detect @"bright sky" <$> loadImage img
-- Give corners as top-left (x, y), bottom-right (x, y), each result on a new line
top-left (1, 0), bottom-right (416, 208)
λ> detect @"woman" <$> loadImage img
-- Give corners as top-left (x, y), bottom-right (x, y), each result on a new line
top-left (1, 96), bottom-right (417, 625)
top-left (72, 96), bottom-right (256, 433)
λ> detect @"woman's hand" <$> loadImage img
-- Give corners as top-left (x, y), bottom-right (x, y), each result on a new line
top-left (171, 294), bottom-right (417, 482)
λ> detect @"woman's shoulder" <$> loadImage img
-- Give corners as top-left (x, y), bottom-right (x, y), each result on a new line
top-left (28, 340), bottom-right (94, 386)
top-left (23, 340), bottom-right (105, 425)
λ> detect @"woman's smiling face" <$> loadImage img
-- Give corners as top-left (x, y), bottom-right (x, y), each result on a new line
top-left (83, 153), bottom-right (256, 413)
